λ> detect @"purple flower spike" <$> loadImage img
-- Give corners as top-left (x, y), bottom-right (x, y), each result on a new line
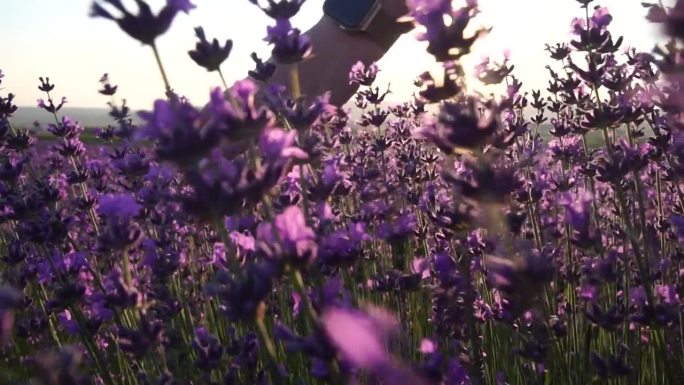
top-left (419, 338), bottom-right (437, 354)
top-left (37, 96), bottom-right (67, 114)
top-left (97, 193), bottom-right (145, 250)
top-left (591, 6), bottom-right (613, 30)
top-left (168, 0), bottom-right (195, 13)
top-left (647, 0), bottom-right (684, 41)
top-left (90, 0), bottom-right (196, 45)
top-left (259, 128), bottom-right (308, 162)
top-left (571, 17), bottom-right (587, 35)
top-left (671, 214), bottom-right (684, 244)
top-left (209, 83), bottom-right (275, 144)
top-left (98, 193), bottom-right (141, 222)
top-left (321, 306), bottom-right (396, 368)
top-left (257, 205), bottom-right (317, 267)
top-left (569, 5), bottom-right (622, 52)
top-left (248, 52), bottom-right (277, 82)
top-left (248, 0), bottom-right (306, 20)
top-left (408, 0), bottom-right (489, 62)
top-left (188, 26), bottom-right (233, 72)
top-left (349, 61), bottom-right (379, 86)
top-left (47, 116), bottom-right (84, 139)
top-left (415, 96), bottom-right (500, 152)
top-left (474, 53), bottom-right (514, 85)
top-left (0, 93), bottom-right (18, 118)
top-left (322, 306), bottom-right (427, 384)
top-left (139, 95), bottom-right (220, 166)
top-left (265, 19), bottom-right (312, 64)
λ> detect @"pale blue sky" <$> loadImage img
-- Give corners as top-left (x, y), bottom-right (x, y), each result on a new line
top-left (1, 0), bottom-right (670, 108)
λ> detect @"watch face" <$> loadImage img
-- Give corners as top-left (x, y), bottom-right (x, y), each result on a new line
top-left (323, 0), bottom-right (379, 30)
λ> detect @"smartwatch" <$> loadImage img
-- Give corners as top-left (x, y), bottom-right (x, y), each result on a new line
top-left (323, 0), bottom-right (412, 51)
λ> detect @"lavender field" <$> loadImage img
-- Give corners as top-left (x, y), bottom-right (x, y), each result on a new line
top-left (1, 0), bottom-right (683, 384)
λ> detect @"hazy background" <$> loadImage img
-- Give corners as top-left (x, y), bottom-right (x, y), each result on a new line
top-left (1, 0), bottom-right (671, 126)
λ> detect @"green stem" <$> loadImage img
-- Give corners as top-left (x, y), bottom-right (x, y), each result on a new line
top-left (255, 309), bottom-right (283, 382)
top-left (289, 64), bottom-right (301, 100)
top-left (248, 141), bottom-right (262, 172)
top-left (122, 248), bottom-right (132, 288)
top-left (290, 267), bottom-right (343, 380)
top-left (214, 216), bottom-right (240, 272)
top-left (151, 42), bottom-right (172, 94)
top-left (217, 67), bottom-right (229, 89)
top-left (290, 268), bottom-right (317, 325)
top-left (600, 126), bottom-right (675, 384)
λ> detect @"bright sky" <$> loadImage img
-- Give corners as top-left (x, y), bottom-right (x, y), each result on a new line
top-left (1, 0), bottom-right (670, 109)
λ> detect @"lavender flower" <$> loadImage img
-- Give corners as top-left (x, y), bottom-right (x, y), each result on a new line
top-left (188, 26), bottom-right (233, 72)
top-left (321, 306), bottom-right (396, 369)
top-left (97, 193), bottom-right (144, 250)
top-left (138, 94), bottom-right (220, 166)
top-left (98, 73), bottom-right (118, 95)
top-left (248, 52), bottom-right (277, 82)
top-left (256, 206), bottom-right (317, 267)
top-left (408, 0), bottom-right (489, 62)
top-left (265, 19), bottom-right (312, 64)
top-left (349, 61), bottom-right (379, 87)
top-left (90, 0), bottom-right (195, 45)
top-left (248, 0), bottom-right (306, 19)
top-left (415, 96), bottom-right (500, 152)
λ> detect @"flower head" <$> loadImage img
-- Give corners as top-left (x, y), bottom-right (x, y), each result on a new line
top-left (257, 206), bottom-right (317, 267)
top-left (47, 116), bottom-right (84, 139)
top-left (259, 128), bottom-right (308, 162)
top-left (321, 305), bottom-right (397, 369)
top-left (138, 95), bottom-right (220, 166)
top-left (90, 0), bottom-right (195, 45)
top-left (0, 93), bottom-right (18, 119)
top-left (349, 61), bottom-right (379, 86)
top-left (248, 0), bottom-right (306, 20)
top-left (265, 19), bottom-right (312, 64)
top-left (408, 0), bottom-right (489, 62)
top-left (248, 52), bottom-right (277, 82)
top-left (98, 73), bottom-right (118, 95)
top-left (188, 26), bottom-right (233, 72)
top-left (415, 96), bottom-right (500, 152)
top-left (98, 193), bottom-right (141, 222)
top-left (208, 83), bottom-right (276, 144)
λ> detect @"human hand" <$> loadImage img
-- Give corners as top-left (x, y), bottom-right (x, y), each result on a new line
top-left (360, 0), bottom-right (413, 52)
top-left (380, 0), bottom-right (410, 21)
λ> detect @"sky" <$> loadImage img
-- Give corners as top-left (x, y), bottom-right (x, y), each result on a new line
top-left (1, 0), bottom-right (671, 109)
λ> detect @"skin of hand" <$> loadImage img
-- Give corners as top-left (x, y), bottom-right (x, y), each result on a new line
top-left (380, 0), bottom-right (410, 20)
top-left (269, 0), bottom-right (414, 105)
top-left (369, 0), bottom-right (414, 52)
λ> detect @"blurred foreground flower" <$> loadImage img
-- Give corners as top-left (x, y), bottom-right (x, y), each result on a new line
top-left (0, 285), bottom-right (22, 346)
top-left (322, 305), bottom-right (427, 385)
top-left (90, 0), bottom-right (195, 45)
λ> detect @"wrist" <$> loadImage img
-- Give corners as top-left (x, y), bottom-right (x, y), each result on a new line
top-left (321, 1), bottom-right (412, 54)
top-left (313, 15), bottom-right (387, 59)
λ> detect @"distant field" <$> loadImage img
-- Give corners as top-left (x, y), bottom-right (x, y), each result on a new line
top-left (11, 106), bottom-right (142, 129)
top-left (12, 106), bottom-right (637, 149)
